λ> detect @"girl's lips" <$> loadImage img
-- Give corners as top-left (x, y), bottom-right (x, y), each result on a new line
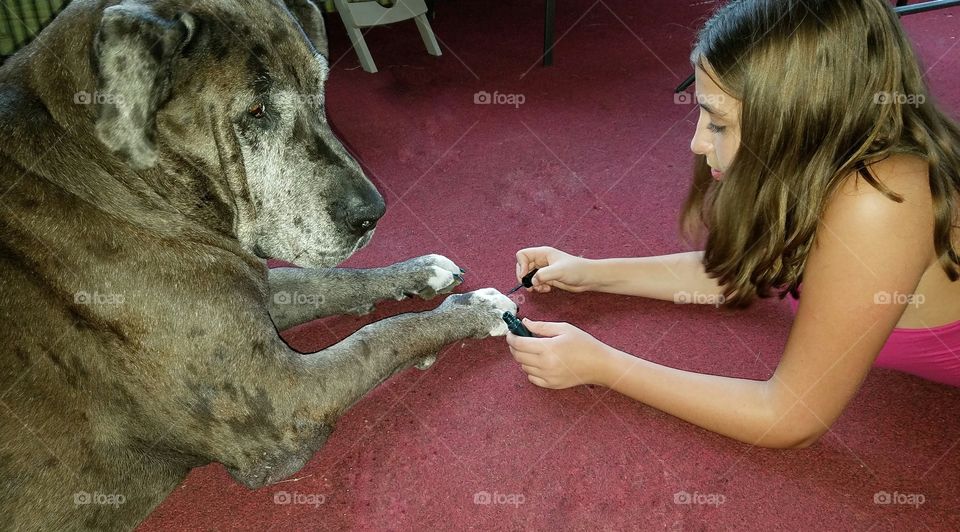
top-left (711, 168), bottom-right (724, 180)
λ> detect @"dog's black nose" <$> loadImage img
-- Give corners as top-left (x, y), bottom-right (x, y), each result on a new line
top-left (345, 196), bottom-right (386, 234)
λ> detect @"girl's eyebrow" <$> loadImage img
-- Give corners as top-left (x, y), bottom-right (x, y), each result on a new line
top-left (698, 101), bottom-right (727, 117)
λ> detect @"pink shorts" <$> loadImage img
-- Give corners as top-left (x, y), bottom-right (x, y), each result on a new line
top-left (786, 292), bottom-right (960, 387)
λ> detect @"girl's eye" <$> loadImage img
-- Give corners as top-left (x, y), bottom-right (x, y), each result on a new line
top-left (248, 102), bottom-right (266, 119)
top-left (707, 122), bottom-right (726, 134)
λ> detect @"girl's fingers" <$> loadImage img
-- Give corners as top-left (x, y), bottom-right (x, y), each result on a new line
top-left (516, 247), bottom-right (556, 281)
top-left (549, 280), bottom-right (579, 292)
top-left (527, 374), bottom-right (549, 387)
top-left (515, 249), bottom-right (542, 280)
top-left (509, 347), bottom-right (540, 368)
top-left (521, 318), bottom-right (568, 338)
top-left (505, 332), bottom-right (546, 353)
top-left (520, 364), bottom-right (538, 374)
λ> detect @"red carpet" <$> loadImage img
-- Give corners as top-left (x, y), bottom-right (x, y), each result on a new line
top-left (140, 1), bottom-right (960, 529)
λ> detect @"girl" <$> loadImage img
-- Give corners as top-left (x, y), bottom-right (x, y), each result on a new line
top-left (505, 0), bottom-right (960, 449)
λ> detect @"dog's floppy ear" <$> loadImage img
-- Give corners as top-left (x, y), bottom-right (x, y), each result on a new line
top-left (284, 0), bottom-right (329, 59)
top-left (92, 3), bottom-right (195, 169)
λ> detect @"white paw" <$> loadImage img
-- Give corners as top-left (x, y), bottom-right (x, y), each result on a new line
top-left (425, 265), bottom-right (456, 291)
top-left (472, 288), bottom-right (518, 337)
top-left (423, 254), bottom-right (460, 291)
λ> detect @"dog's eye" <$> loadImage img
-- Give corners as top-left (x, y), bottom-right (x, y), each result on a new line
top-left (248, 102), bottom-right (266, 119)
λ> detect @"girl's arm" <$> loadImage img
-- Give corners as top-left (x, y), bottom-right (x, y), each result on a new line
top-left (510, 159), bottom-right (935, 448)
top-left (587, 252), bottom-right (727, 301)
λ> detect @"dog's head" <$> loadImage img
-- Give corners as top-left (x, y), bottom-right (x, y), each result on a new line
top-left (90, 0), bottom-right (384, 267)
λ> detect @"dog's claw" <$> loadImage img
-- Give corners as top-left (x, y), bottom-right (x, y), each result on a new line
top-left (414, 354), bottom-right (437, 370)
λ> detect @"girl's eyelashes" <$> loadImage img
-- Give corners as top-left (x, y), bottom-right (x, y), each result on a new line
top-left (707, 122), bottom-right (726, 134)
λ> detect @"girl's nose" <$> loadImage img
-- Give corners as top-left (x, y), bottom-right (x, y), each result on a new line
top-left (690, 128), bottom-right (711, 157)
top-left (690, 113), bottom-right (712, 156)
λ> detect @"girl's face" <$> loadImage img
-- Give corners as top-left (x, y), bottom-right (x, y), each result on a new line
top-left (689, 65), bottom-right (741, 181)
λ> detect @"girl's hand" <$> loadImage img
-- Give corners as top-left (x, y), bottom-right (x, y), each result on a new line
top-left (505, 319), bottom-right (612, 389)
top-left (515, 246), bottom-right (594, 293)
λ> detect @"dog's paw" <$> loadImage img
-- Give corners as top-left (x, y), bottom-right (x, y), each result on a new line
top-left (389, 254), bottom-right (465, 300)
top-left (438, 288), bottom-right (517, 338)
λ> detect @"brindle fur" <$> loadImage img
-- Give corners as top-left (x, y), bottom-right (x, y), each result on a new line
top-left (0, 1), bottom-right (515, 529)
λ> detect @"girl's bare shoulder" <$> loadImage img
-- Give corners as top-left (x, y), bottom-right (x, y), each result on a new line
top-left (836, 153), bottom-right (930, 200)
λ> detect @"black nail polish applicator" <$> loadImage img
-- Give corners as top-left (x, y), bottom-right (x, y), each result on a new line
top-left (502, 268), bottom-right (539, 337)
top-left (506, 268), bottom-right (539, 296)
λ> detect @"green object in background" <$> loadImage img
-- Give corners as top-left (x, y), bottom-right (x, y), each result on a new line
top-left (1, 0), bottom-right (68, 57)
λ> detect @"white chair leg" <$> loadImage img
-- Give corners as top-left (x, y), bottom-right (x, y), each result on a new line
top-left (346, 25), bottom-right (379, 72)
top-left (334, 0), bottom-right (441, 73)
top-left (334, 0), bottom-right (378, 73)
top-left (414, 13), bottom-right (441, 56)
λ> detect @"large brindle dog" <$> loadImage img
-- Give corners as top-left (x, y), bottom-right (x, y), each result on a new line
top-left (0, 0), bottom-right (515, 528)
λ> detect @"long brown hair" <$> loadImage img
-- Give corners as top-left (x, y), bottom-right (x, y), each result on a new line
top-left (680, 0), bottom-right (960, 308)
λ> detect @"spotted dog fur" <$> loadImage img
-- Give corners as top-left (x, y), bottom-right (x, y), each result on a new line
top-left (0, 0), bottom-right (515, 529)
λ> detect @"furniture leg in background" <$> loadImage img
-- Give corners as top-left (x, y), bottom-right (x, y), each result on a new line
top-left (333, 0), bottom-right (440, 73)
top-left (543, 0), bottom-right (555, 66)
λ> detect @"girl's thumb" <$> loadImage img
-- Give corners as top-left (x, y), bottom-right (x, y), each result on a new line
top-left (522, 318), bottom-right (562, 337)
top-left (531, 265), bottom-right (558, 286)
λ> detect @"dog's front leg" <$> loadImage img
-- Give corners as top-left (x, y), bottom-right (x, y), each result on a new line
top-left (227, 288), bottom-right (515, 489)
top-left (267, 254), bottom-right (465, 329)
top-left (304, 287), bottom-right (514, 410)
